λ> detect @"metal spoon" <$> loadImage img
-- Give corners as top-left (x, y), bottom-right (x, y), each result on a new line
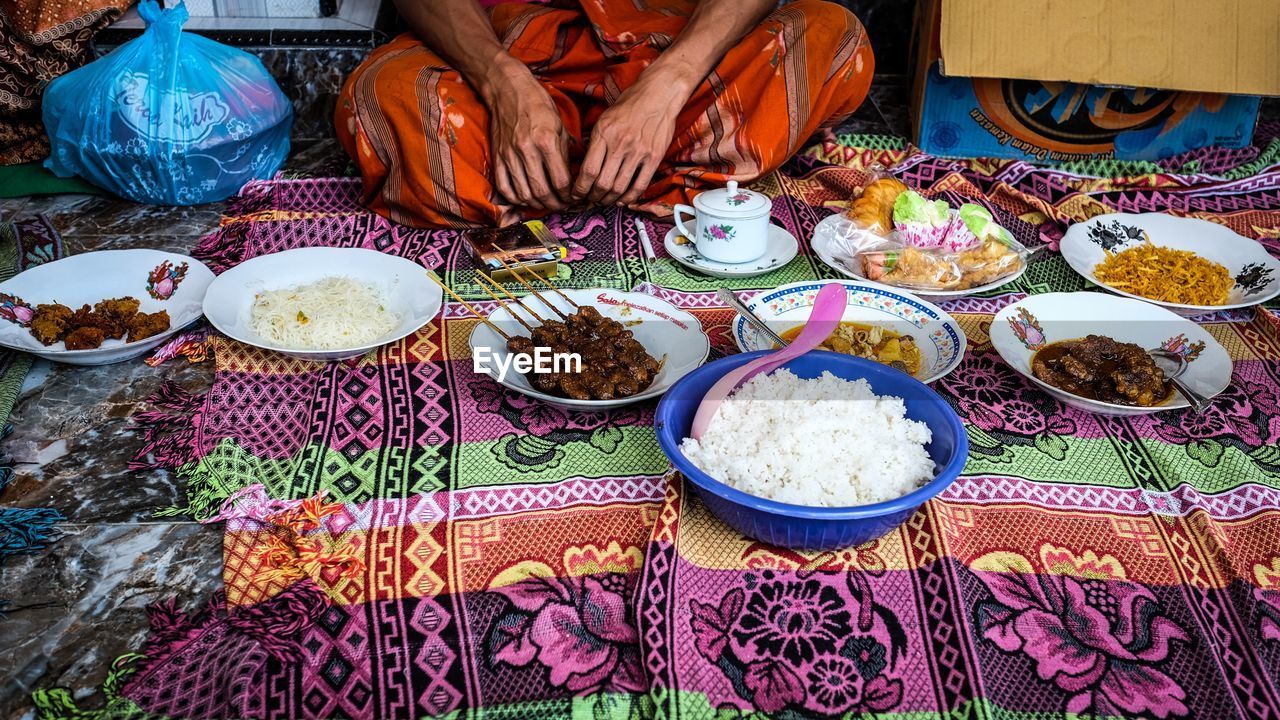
top-left (717, 287), bottom-right (788, 348)
top-left (1147, 348), bottom-right (1214, 414)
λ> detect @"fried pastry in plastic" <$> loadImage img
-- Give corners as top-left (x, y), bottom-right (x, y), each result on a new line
top-left (846, 177), bottom-right (908, 234)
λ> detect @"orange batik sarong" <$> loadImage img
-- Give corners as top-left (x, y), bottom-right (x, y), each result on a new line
top-left (335, 0), bottom-right (873, 228)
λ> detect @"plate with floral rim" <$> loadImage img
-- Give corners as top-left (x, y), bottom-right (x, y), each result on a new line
top-left (991, 292), bottom-right (1231, 416)
top-left (663, 221), bottom-right (798, 278)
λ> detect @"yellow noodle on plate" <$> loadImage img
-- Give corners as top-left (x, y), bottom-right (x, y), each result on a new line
top-left (1093, 241), bottom-right (1232, 306)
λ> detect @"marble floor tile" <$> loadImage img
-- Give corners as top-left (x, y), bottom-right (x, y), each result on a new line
top-left (0, 215), bottom-right (220, 714)
top-left (45, 196), bottom-right (225, 240)
top-left (5, 358), bottom-right (212, 524)
top-left (0, 522), bottom-right (224, 719)
top-left (283, 137), bottom-right (353, 176)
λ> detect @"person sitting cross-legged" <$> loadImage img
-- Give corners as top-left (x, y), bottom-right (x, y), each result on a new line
top-left (336, 0), bottom-right (875, 228)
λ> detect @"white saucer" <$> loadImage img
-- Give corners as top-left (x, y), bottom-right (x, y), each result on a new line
top-left (663, 222), bottom-right (799, 278)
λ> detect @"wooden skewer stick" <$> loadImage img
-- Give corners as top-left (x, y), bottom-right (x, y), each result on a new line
top-left (473, 274), bottom-right (535, 333)
top-left (426, 272), bottom-right (510, 341)
top-left (478, 270), bottom-right (547, 324)
top-left (530, 266), bottom-right (581, 310)
top-left (493, 255), bottom-right (570, 320)
top-left (496, 253), bottom-right (582, 310)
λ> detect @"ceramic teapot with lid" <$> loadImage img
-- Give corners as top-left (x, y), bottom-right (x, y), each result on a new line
top-left (673, 180), bottom-right (772, 264)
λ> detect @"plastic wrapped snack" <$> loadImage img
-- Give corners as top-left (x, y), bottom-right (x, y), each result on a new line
top-left (857, 196), bottom-right (1029, 292)
top-left (844, 167), bottom-right (908, 236)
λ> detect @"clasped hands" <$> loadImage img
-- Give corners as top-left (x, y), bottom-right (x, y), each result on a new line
top-left (484, 64), bottom-right (687, 212)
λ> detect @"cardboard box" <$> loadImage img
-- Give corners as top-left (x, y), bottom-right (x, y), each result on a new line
top-left (911, 0), bottom-right (1271, 163)
top-left (939, 0), bottom-right (1280, 97)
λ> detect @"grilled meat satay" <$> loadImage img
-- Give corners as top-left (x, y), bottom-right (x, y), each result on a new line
top-left (505, 304), bottom-right (662, 401)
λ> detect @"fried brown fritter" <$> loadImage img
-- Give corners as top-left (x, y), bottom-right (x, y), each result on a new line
top-left (126, 310), bottom-right (170, 342)
top-left (94, 296), bottom-right (140, 320)
top-left (63, 326), bottom-right (106, 350)
top-left (30, 303), bottom-right (73, 345)
top-left (68, 303), bottom-right (126, 340)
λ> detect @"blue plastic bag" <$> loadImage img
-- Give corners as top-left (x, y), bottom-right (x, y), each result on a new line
top-left (42, 1), bottom-right (292, 205)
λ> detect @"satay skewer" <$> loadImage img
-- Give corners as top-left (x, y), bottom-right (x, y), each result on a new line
top-left (493, 255), bottom-right (571, 320)
top-left (477, 271), bottom-right (548, 324)
top-left (495, 253), bottom-right (582, 311)
top-left (532, 269), bottom-right (581, 310)
top-left (473, 274), bottom-right (536, 333)
top-left (426, 272), bottom-right (511, 341)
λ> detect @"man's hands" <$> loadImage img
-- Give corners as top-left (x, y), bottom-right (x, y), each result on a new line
top-left (394, 0), bottom-right (775, 214)
top-left (482, 60), bottom-right (692, 211)
top-left (570, 78), bottom-right (685, 206)
top-left (485, 68), bottom-right (573, 211)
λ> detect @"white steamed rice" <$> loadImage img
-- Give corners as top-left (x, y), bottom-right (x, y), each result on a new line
top-left (679, 369), bottom-right (934, 507)
top-left (249, 277), bottom-right (398, 350)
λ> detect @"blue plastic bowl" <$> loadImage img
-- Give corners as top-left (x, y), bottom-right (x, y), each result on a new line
top-left (654, 350), bottom-right (968, 550)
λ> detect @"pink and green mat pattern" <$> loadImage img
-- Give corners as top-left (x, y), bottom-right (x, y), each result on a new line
top-left (34, 121), bottom-right (1280, 719)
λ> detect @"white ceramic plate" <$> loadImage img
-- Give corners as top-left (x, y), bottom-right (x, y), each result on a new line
top-left (203, 247), bottom-right (442, 362)
top-left (0, 249), bottom-right (213, 365)
top-left (1060, 212), bottom-right (1280, 316)
top-left (991, 292), bottom-right (1232, 416)
top-left (663, 222), bottom-right (798, 278)
top-left (468, 288), bottom-right (710, 409)
top-left (732, 280), bottom-right (966, 384)
top-left (810, 212), bottom-right (1028, 300)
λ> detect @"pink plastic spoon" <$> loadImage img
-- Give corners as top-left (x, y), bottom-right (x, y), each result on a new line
top-left (689, 283), bottom-right (847, 440)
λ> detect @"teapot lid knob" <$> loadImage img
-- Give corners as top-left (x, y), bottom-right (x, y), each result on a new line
top-left (727, 180), bottom-right (738, 195)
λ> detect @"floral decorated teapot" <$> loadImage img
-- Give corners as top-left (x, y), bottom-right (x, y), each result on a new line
top-left (673, 180), bottom-right (772, 264)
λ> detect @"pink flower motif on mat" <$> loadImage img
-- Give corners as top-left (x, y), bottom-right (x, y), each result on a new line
top-left (1150, 380), bottom-right (1265, 449)
top-left (489, 568), bottom-right (644, 694)
top-left (1257, 588), bottom-right (1280, 644)
top-left (470, 380), bottom-right (505, 415)
top-left (942, 353), bottom-right (1022, 406)
top-left (562, 241), bottom-right (588, 262)
top-left (960, 399), bottom-right (1006, 432)
top-left (1254, 559), bottom-right (1280, 644)
top-left (691, 589), bottom-right (743, 662)
top-left (733, 579), bottom-right (852, 665)
top-left (511, 394), bottom-right (569, 436)
top-left (974, 548), bottom-right (1190, 719)
top-left (1001, 399), bottom-right (1047, 435)
top-left (688, 570), bottom-right (906, 716)
top-left (805, 657), bottom-right (860, 712)
top-left (745, 659), bottom-right (805, 713)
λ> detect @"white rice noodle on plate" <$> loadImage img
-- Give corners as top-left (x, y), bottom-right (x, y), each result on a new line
top-left (679, 369), bottom-right (934, 507)
top-left (249, 277), bottom-right (399, 350)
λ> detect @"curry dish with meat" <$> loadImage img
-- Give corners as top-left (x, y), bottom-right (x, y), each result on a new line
top-left (1031, 335), bottom-right (1173, 406)
top-left (779, 321), bottom-right (922, 377)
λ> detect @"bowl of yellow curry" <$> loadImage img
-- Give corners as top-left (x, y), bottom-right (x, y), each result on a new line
top-left (732, 280), bottom-right (965, 384)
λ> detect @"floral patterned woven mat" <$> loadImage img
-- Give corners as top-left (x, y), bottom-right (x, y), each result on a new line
top-left (36, 122), bottom-right (1280, 719)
